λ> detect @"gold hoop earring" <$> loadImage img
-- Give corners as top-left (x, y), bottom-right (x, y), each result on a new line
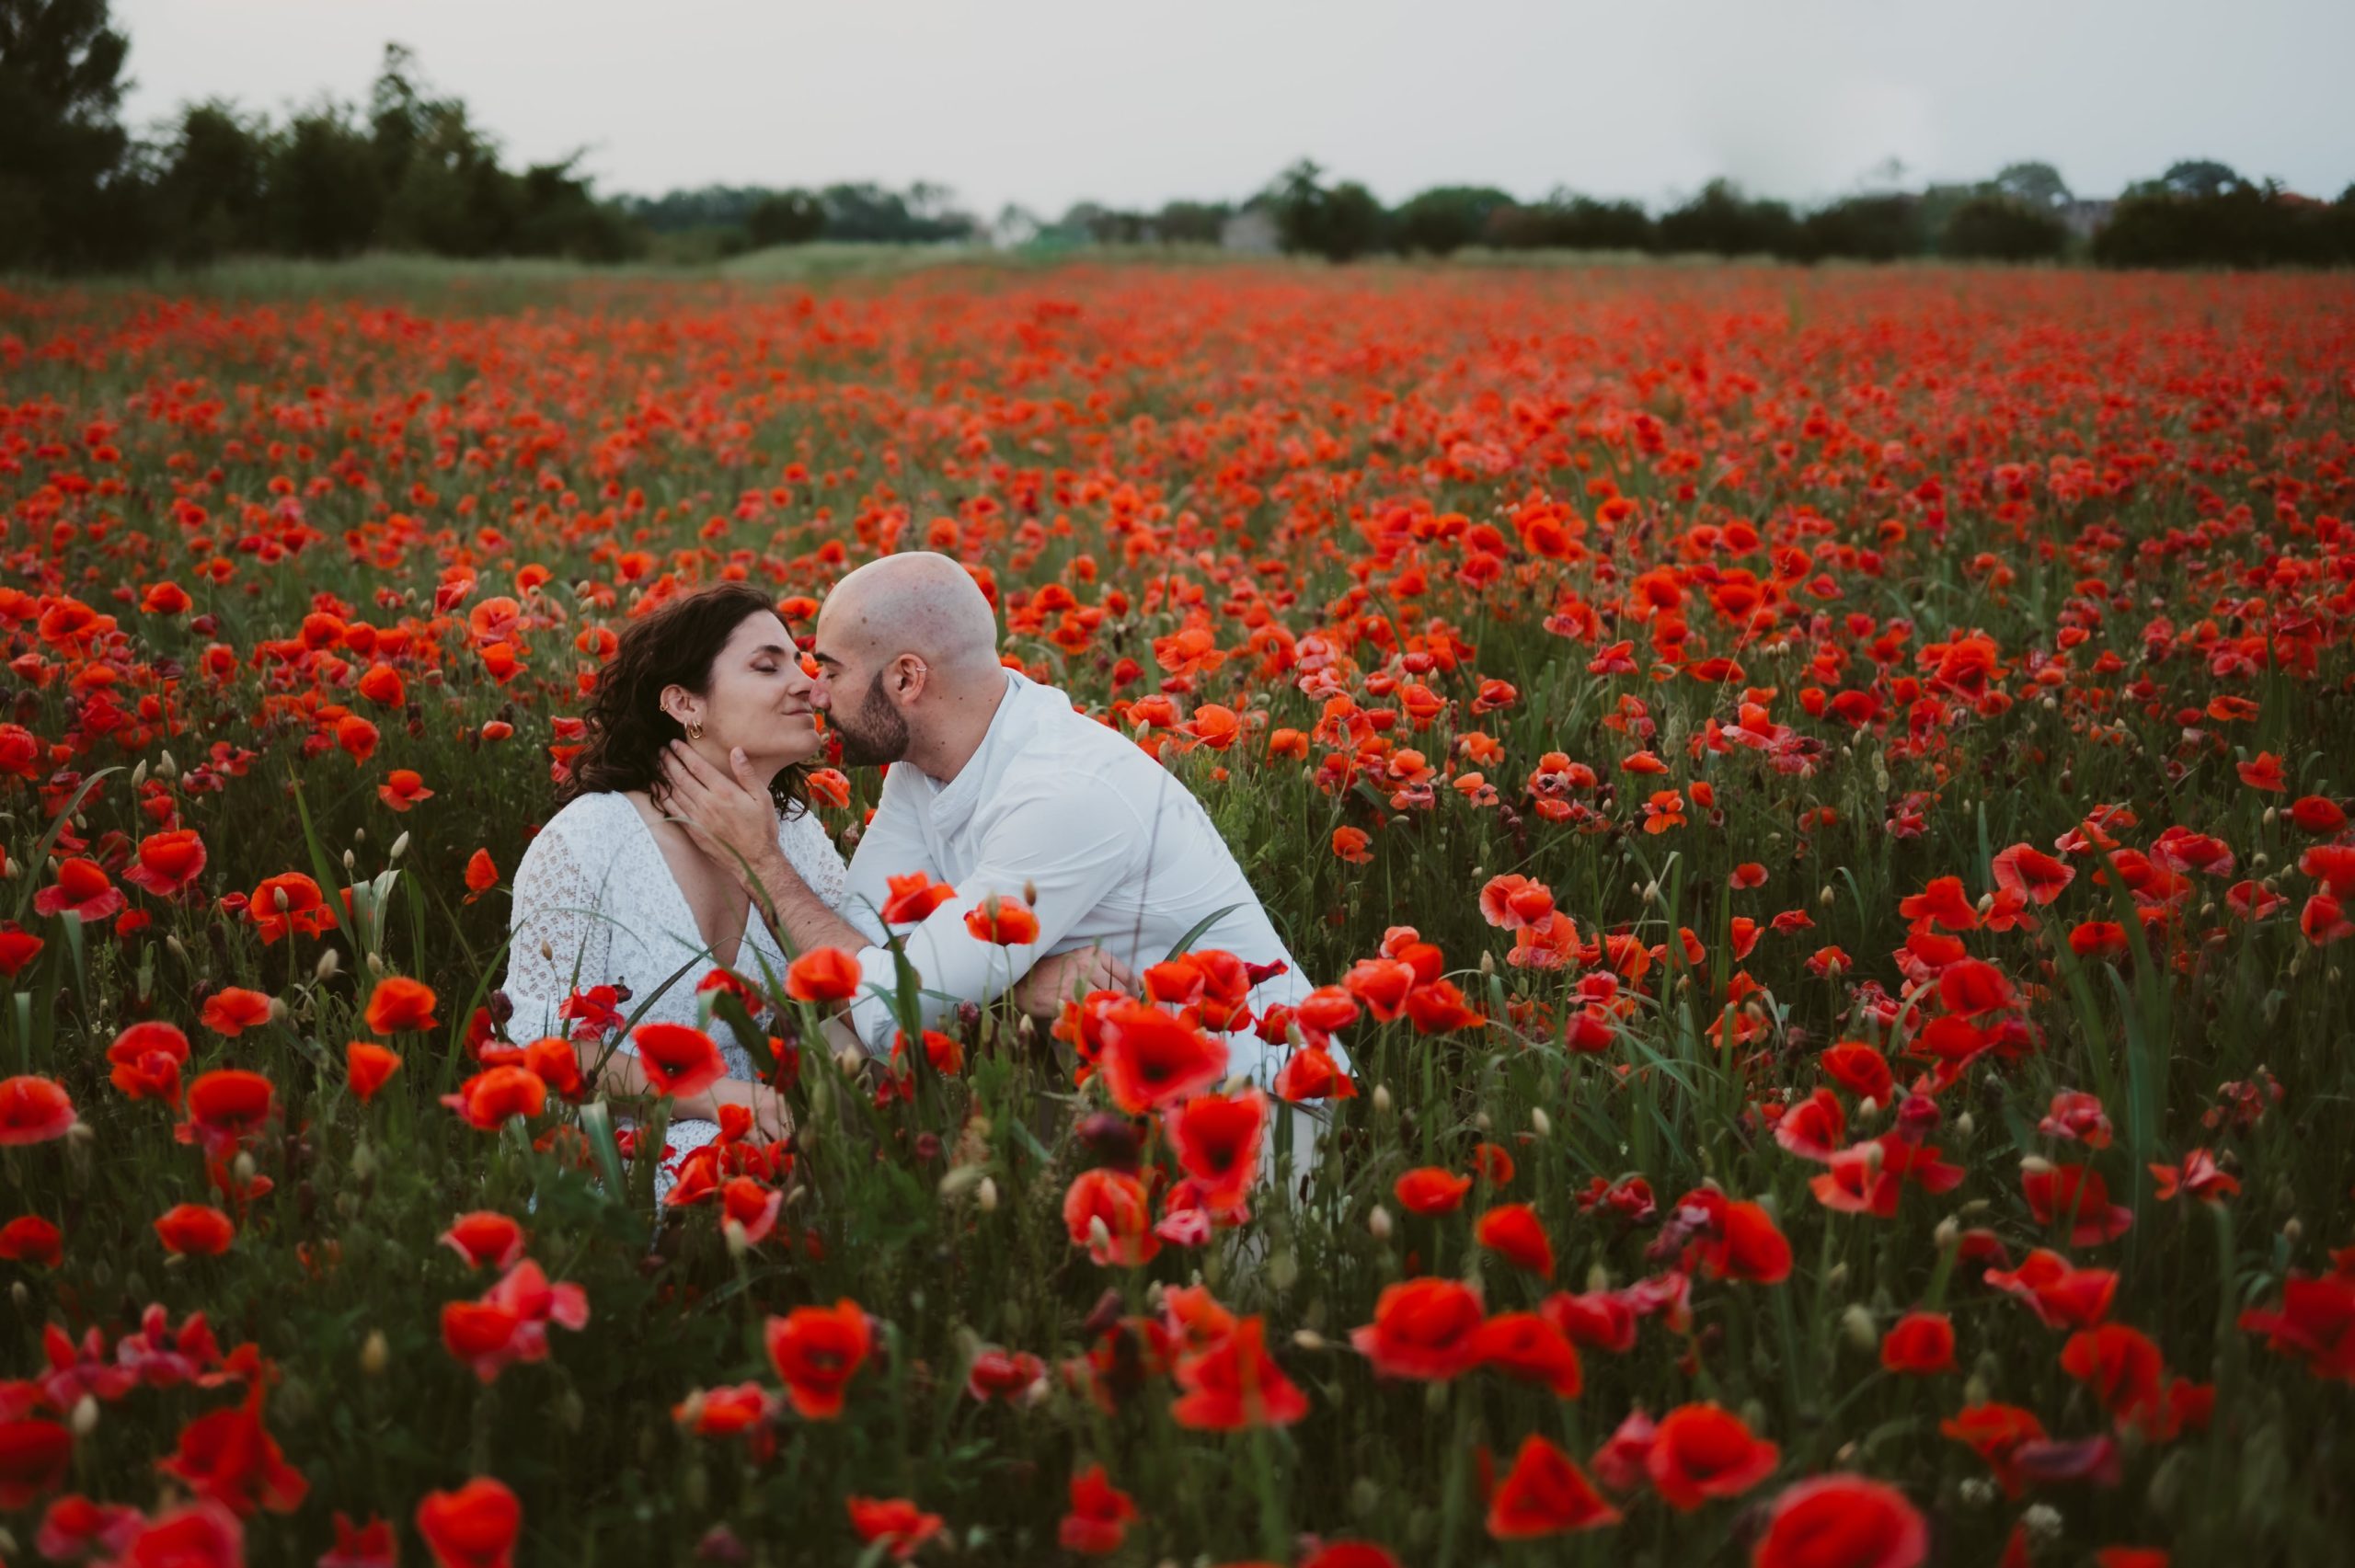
top-left (686, 720), bottom-right (705, 741)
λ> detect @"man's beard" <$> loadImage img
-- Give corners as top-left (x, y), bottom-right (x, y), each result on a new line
top-left (829, 671), bottom-right (910, 766)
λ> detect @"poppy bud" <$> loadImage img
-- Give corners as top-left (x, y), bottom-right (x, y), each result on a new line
top-left (131, 759), bottom-right (147, 788)
top-left (10, 1280), bottom-right (28, 1309)
top-left (1530, 1108), bottom-right (1551, 1138)
top-left (342, 849), bottom-right (355, 874)
top-left (156, 749), bottom-right (178, 781)
top-left (1372, 1084), bottom-right (1392, 1116)
top-left (366, 951), bottom-right (385, 975)
top-left (361, 1328), bottom-right (389, 1376)
top-left (316, 948), bottom-right (340, 981)
top-left (72, 1393), bottom-right (98, 1436)
top-left (1841, 1304), bottom-right (1877, 1351)
top-left (390, 831), bottom-right (410, 862)
top-left (977, 1176), bottom-right (999, 1212)
top-left (1367, 1205), bottom-right (1393, 1242)
top-left (1820, 885), bottom-right (1835, 906)
top-left (722, 1219), bottom-right (749, 1258)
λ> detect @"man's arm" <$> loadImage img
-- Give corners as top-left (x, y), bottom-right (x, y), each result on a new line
top-left (841, 785), bottom-right (1142, 1054)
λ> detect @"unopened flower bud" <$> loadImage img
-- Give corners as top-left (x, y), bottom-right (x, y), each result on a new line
top-left (389, 831), bottom-right (410, 863)
top-left (1086, 1215), bottom-right (1113, 1253)
top-left (1292, 1328), bottom-right (1327, 1353)
top-left (1367, 1205), bottom-right (1393, 1242)
top-left (360, 1329), bottom-right (389, 1376)
top-left (1842, 1304), bottom-right (1878, 1351)
top-left (722, 1219), bottom-right (750, 1257)
top-left (315, 948), bottom-right (340, 982)
top-left (976, 1176), bottom-right (999, 1212)
top-left (1530, 1107), bottom-right (1551, 1138)
top-left (1372, 1084), bottom-right (1392, 1116)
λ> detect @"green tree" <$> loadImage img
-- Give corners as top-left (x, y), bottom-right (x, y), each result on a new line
top-left (157, 99), bottom-right (272, 262)
top-left (1391, 185), bottom-right (1514, 256)
top-left (1267, 160), bottom-right (1390, 261)
top-left (1941, 195), bottom-right (2068, 261)
top-left (269, 101), bottom-right (385, 257)
top-left (1992, 160), bottom-right (2072, 211)
top-left (0, 0), bottom-right (133, 267)
top-left (747, 189), bottom-right (824, 246)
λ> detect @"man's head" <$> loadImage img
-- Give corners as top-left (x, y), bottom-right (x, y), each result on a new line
top-left (811, 552), bottom-right (1002, 767)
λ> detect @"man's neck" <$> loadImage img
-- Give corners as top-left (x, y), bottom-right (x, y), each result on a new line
top-left (908, 668), bottom-right (1013, 786)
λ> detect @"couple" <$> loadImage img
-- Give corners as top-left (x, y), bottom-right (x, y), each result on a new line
top-left (500, 553), bottom-right (1335, 1207)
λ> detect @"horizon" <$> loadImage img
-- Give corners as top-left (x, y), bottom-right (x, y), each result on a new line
top-left (110, 0), bottom-right (2355, 219)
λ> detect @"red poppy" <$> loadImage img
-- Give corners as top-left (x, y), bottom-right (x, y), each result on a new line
top-left (1646, 1402), bottom-right (1780, 1509)
top-left (1331, 826), bottom-right (1373, 864)
top-left (845, 1496), bottom-right (943, 1562)
top-left (199, 987), bottom-right (274, 1036)
top-left (1487, 1434), bottom-right (1620, 1539)
top-left (1351, 1278), bottom-right (1486, 1380)
top-left (33, 857), bottom-right (125, 923)
top-left (765, 1299), bottom-right (872, 1418)
top-left (0, 1074), bottom-right (75, 1144)
top-left (415, 1477), bottom-right (522, 1568)
top-left (629, 1022), bottom-right (728, 1100)
top-left (965, 1347), bottom-right (1047, 1402)
top-left (1470, 1311), bottom-right (1582, 1398)
top-left (0, 1214), bottom-right (63, 1267)
top-left (786, 945), bottom-right (864, 1002)
top-left (1878, 1312), bottom-right (1956, 1375)
top-left (156, 1383), bottom-right (307, 1516)
top-left (1271, 1042), bottom-right (1355, 1102)
top-left (377, 769), bottom-right (435, 812)
top-left (121, 828), bottom-right (207, 897)
top-left (1096, 1002), bottom-right (1228, 1114)
top-left (176, 1069), bottom-right (273, 1156)
top-left (0, 1419), bottom-right (74, 1508)
top-left (346, 1041), bottom-right (403, 1103)
top-left (881, 871), bottom-right (958, 923)
top-left (1165, 1089), bottom-right (1265, 1218)
top-left (2021, 1162), bottom-right (2133, 1245)
top-left (108, 1020), bottom-right (190, 1106)
top-left (1062, 1168), bottom-right (1161, 1266)
top-left (154, 1202), bottom-right (236, 1256)
top-left (1475, 1203), bottom-right (1555, 1277)
top-left (248, 872), bottom-right (337, 943)
top-left (1171, 1317), bottom-right (1310, 1430)
top-left (2061, 1322), bottom-right (2165, 1421)
top-left (363, 976), bottom-right (439, 1035)
top-left (963, 894), bottom-right (1040, 944)
top-left (1395, 1166), bottom-right (1473, 1215)
top-left (441, 1066), bottom-right (548, 1130)
top-left (1751, 1474), bottom-right (1928, 1568)
top-left (441, 1212), bottom-right (527, 1271)
top-left (463, 849), bottom-right (499, 904)
top-left (1984, 1249), bottom-right (2120, 1330)
top-left (1058, 1464), bottom-right (1139, 1555)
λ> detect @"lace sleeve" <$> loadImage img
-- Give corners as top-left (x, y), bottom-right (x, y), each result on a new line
top-left (501, 813), bottom-right (615, 1047)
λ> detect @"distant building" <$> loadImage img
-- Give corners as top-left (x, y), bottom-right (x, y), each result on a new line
top-left (1221, 210), bottom-right (1280, 254)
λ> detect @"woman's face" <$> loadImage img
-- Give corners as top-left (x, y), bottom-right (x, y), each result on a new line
top-left (674, 612), bottom-right (821, 772)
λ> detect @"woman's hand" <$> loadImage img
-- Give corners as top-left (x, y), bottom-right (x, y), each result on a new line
top-left (655, 740), bottom-right (798, 903)
top-left (1009, 944), bottom-right (1139, 1020)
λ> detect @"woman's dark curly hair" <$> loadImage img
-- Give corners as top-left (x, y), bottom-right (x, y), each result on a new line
top-left (557, 582), bottom-right (811, 818)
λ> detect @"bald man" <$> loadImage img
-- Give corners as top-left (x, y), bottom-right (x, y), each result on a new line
top-left (655, 552), bottom-right (1338, 1122)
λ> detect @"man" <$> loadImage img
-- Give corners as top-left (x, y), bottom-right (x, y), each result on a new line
top-left (655, 551), bottom-right (1338, 1113)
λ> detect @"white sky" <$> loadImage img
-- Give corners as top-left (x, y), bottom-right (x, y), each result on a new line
top-left (113, 0), bottom-right (2355, 216)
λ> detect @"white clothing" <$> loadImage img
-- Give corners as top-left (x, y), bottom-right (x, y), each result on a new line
top-left (501, 788), bottom-right (881, 1207)
top-left (840, 670), bottom-right (1330, 1087)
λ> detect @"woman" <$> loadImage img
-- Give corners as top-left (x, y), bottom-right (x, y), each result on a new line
top-left (502, 582), bottom-right (1108, 1211)
top-left (500, 582), bottom-right (874, 1207)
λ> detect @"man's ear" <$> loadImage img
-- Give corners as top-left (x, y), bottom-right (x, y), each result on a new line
top-left (890, 654), bottom-right (928, 704)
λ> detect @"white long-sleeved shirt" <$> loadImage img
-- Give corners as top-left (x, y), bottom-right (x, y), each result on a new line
top-left (840, 670), bottom-right (1324, 1084)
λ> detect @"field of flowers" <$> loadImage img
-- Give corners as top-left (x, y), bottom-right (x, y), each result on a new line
top-left (2, 260), bottom-right (2352, 1568)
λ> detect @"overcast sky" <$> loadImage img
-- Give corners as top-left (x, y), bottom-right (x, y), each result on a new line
top-left (113, 0), bottom-right (2355, 216)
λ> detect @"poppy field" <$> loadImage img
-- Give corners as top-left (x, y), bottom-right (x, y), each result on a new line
top-left (3, 260), bottom-right (2354, 1567)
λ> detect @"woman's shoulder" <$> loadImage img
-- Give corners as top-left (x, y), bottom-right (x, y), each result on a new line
top-left (522, 791), bottom-right (640, 864)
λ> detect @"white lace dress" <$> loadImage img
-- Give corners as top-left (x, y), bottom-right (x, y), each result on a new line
top-left (500, 789), bottom-right (882, 1207)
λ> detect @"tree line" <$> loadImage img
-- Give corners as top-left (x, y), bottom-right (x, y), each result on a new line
top-left (3, 0), bottom-right (2349, 273)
